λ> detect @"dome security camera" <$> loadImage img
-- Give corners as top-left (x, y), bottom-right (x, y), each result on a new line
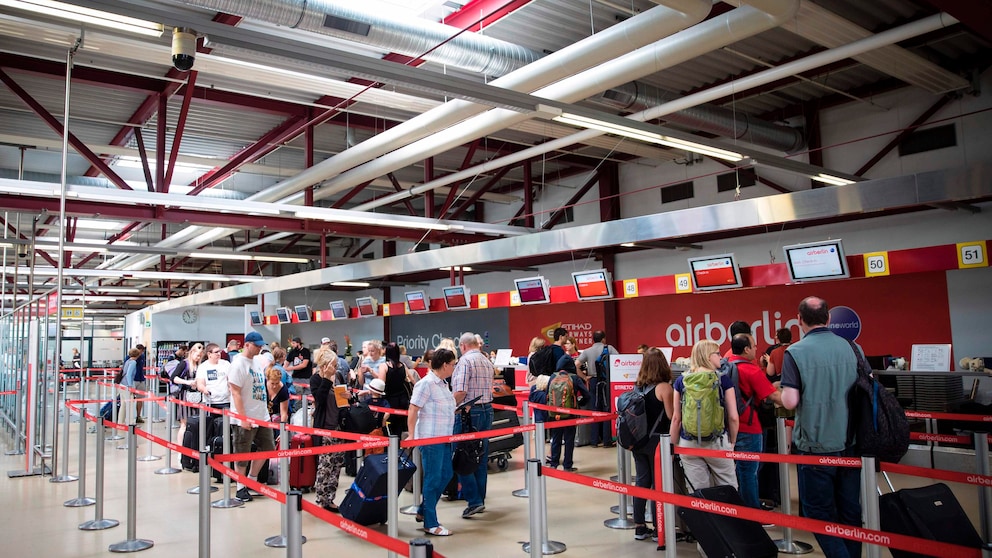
top-left (172, 27), bottom-right (197, 71)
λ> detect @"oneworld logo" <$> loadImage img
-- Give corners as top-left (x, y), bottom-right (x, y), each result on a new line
top-left (828, 305), bottom-right (861, 341)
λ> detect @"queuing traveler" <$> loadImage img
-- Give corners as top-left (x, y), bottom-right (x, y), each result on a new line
top-left (764, 328), bottom-right (793, 379)
top-left (576, 330), bottom-right (618, 447)
top-left (382, 342), bottom-right (412, 435)
top-left (545, 356), bottom-right (588, 472)
top-left (223, 339), bottom-right (240, 361)
top-left (630, 348), bottom-right (675, 542)
top-left (359, 339), bottom-right (386, 391)
top-left (722, 320), bottom-right (752, 359)
top-left (781, 296), bottom-right (862, 558)
top-left (728, 333), bottom-right (780, 510)
top-left (119, 348), bottom-right (141, 425)
top-left (228, 332), bottom-right (275, 503)
top-left (270, 347), bottom-right (296, 409)
top-left (285, 336), bottom-right (312, 381)
top-left (265, 365), bottom-right (291, 424)
top-left (451, 332), bottom-right (494, 518)
top-left (133, 344), bottom-right (147, 423)
top-left (670, 339), bottom-right (739, 491)
top-left (196, 343), bottom-right (231, 410)
top-left (407, 348), bottom-right (458, 536)
top-left (312, 349), bottom-right (346, 513)
top-left (172, 343), bottom-right (203, 440)
top-left (524, 336), bottom-right (546, 383)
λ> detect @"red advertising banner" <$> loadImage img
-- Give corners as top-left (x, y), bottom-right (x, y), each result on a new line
top-left (508, 301), bottom-right (606, 354)
top-left (616, 271), bottom-right (952, 360)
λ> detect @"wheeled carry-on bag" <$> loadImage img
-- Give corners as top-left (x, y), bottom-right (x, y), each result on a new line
top-left (677, 485), bottom-right (777, 558)
top-left (340, 451), bottom-right (417, 525)
top-left (289, 433), bottom-right (317, 491)
top-left (880, 482), bottom-right (984, 558)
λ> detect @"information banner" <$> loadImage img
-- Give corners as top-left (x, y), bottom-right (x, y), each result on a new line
top-left (609, 353), bottom-right (642, 436)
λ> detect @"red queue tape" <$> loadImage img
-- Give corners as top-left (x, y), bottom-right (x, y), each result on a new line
top-left (905, 410), bottom-right (992, 423)
top-left (545, 467), bottom-right (980, 558)
top-left (881, 462), bottom-right (992, 488)
top-left (674, 445), bottom-right (863, 468)
top-left (526, 401), bottom-right (615, 418)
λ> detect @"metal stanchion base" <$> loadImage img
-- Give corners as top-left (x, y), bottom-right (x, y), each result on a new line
top-left (211, 498), bottom-right (244, 509)
top-left (50, 474), bottom-right (79, 483)
top-left (512, 488), bottom-right (529, 498)
top-left (521, 540), bottom-right (567, 555)
top-left (603, 517), bottom-right (636, 529)
top-left (154, 467), bottom-right (182, 475)
top-left (152, 418), bottom-right (165, 423)
top-left (116, 444), bottom-right (130, 450)
top-left (108, 538), bottom-right (153, 553)
top-left (136, 455), bottom-right (162, 462)
top-left (7, 465), bottom-right (50, 478)
top-left (400, 505), bottom-right (420, 515)
top-left (4, 449), bottom-right (24, 455)
top-left (774, 539), bottom-right (814, 554)
top-left (187, 485), bottom-right (218, 494)
top-left (79, 518), bottom-right (119, 531)
top-left (609, 504), bottom-right (634, 515)
top-left (264, 534), bottom-right (307, 548)
top-left (64, 497), bottom-right (96, 507)
top-left (106, 434), bottom-right (124, 441)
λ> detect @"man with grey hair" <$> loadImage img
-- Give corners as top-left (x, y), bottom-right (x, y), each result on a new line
top-left (451, 331), bottom-right (495, 518)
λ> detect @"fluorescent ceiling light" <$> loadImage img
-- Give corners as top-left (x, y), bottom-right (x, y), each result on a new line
top-left (811, 173), bottom-right (856, 186)
top-left (90, 286), bottom-right (141, 294)
top-left (439, 266), bottom-right (473, 272)
top-left (25, 267), bottom-right (264, 282)
top-left (553, 113), bottom-right (744, 162)
top-left (187, 251), bottom-right (310, 264)
top-left (295, 207), bottom-right (451, 231)
top-left (620, 243), bottom-right (636, 248)
top-left (0, 0), bottom-right (164, 37)
top-left (330, 281), bottom-right (370, 287)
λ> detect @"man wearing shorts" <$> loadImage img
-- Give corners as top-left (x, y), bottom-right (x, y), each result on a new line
top-left (229, 331), bottom-right (275, 502)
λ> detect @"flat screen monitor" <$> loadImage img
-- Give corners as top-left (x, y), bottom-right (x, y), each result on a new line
top-left (783, 239), bottom-right (850, 282)
top-left (404, 290), bottom-right (429, 313)
top-left (275, 306), bottom-right (292, 324)
top-left (688, 253), bottom-right (743, 291)
top-left (248, 310), bottom-right (263, 326)
top-left (329, 300), bottom-right (348, 320)
top-left (571, 269), bottom-right (613, 300)
top-left (442, 285), bottom-right (470, 310)
top-left (355, 296), bottom-right (378, 318)
top-left (294, 305), bottom-right (312, 323)
top-left (514, 275), bottom-right (550, 305)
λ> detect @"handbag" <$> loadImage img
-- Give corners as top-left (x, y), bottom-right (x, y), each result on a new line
top-left (184, 389), bottom-right (203, 405)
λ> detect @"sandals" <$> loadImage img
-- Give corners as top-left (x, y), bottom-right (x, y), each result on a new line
top-left (423, 526), bottom-right (453, 536)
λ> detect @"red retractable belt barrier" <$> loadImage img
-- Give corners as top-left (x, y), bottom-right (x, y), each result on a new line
top-left (905, 410), bottom-right (992, 422)
top-left (674, 445), bottom-right (863, 468)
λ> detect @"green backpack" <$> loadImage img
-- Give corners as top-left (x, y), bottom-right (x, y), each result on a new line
top-left (681, 370), bottom-right (725, 440)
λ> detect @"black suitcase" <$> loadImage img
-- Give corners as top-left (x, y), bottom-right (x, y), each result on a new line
top-left (181, 417), bottom-right (200, 472)
top-left (880, 483), bottom-right (983, 558)
top-left (677, 485), bottom-right (777, 558)
top-left (340, 452), bottom-right (417, 525)
top-left (488, 409), bottom-right (524, 470)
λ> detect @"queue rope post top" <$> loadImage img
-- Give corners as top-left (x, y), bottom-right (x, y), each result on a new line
top-left (773, 416), bottom-right (813, 554)
top-left (64, 403), bottom-right (95, 507)
top-left (198, 447), bottom-right (211, 558)
top-left (513, 401), bottom-right (531, 498)
top-left (108, 425), bottom-right (153, 553)
top-left (212, 410), bottom-right (243, 508)
top-left (79, 416), bottom-right (120, 531)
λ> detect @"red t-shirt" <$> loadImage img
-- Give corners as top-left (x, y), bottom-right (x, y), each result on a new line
top-left (769, 344), bottom-right (789, 376)
top-left (729, 356), bottom-right (776, 434)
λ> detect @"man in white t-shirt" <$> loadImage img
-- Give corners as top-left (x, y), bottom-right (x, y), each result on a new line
top-left (195, 343), bottom-right (231, 408)
top-left (228, 331), bottom-right (275, 502)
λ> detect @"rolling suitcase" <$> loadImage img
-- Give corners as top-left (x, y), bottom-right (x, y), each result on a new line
top-left (880, 482), bottom-right (983, 558)
top-left (289, 433), bottom-right (317, 491)
top-left (677, 485), bottom-right (777, 558)
top-left (181, 416), bottom-right (200, 472)
top-left (340, 451), bottom-right (417, 525)
top-left (489, 409), bottom-right (524, 470)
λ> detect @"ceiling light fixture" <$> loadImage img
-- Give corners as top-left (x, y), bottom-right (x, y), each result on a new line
top-left (294, 207), bottom-right (451, 231)
top-left (439, 266), bottom-right (473, 272)
top-left (551, 112), bottom-right (744, 162)
top-left (330, 281), bottom-right (370, 288)
top-left (811, 173), bottom-right (856, 186)
top-left (0, 0), bottom-right (164, 37)
top-left (187, 251), bottom-right (310, 264)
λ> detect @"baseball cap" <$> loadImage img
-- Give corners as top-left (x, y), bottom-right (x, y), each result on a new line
top-left (244, 331), bottom-right (266, 347)
top-left (291, 336), bottom-right (302, 343)
top-left (321, 337), bottom-right (331, 344)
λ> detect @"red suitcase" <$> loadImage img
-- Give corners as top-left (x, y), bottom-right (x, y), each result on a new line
top-left (289, 433), bottom-right (317, 491)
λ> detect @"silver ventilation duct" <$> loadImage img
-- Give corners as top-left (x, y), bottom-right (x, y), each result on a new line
top-left (179, 0), bottom-right (805, 152)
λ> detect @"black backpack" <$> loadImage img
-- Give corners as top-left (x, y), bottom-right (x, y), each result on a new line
top-left (718, 358), bottom-right (758, 426)
top-left (340, 400), bottom-right (376, 434)
top-left (528, 345), bottom-right (557, 377)
top-left (452, 408), bottom-right (484, 475)
top-left (616, 385), bottom-right (664, 451)
top-left (846, 341), bottom-right (910, 464)
top-left (594, 346), bottom-right (610, 380)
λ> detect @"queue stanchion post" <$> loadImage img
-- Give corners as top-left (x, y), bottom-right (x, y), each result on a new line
top-left (79, 417), bottom-right (120, 531)
top-left (861, 455), bottom-right (881, 558)
top-left (4, 378), bottom-right (24, 455)
top-left (65, 405), bottom-right (95, 507)
top-left (659, 435), bottom-right (676, 558)
top-left (773, 416), bottom-right (813, 554)
top-left (265, 421), bottom-right (304, 547)
top-left (108, 425), bottom-right (154, 553)
top-left (198, 447), bottom-right (211, 558)
top-left (387, 435), bottom-right (400, 558)
top-left (524, 458), bottom-right (542, 558)
top-left (286, 490), bottom-right (304, 558)
top-left (137, 394), bottom-right (161, 462)
top-left (212, 412), bottom-right (242, 508)
top-left (151, 376), bottom-right (164, 423)
top-left (107, 386), bottom-right (123, 441)
top-left (188, 408), bottom-right (217, 494)
top-left (50, 393), bottom-right (78, 483)
top-left (401, 446), bottom-right (422, 515)
top-left (523, 422), bottom-right (566, 555)
top-left (410, 538), bottom-right (433, 558)
top-left (605, 442), bottom-right (635, 529)
top-left (512, 401), bottom-right (531, 498)
top-left (154, 394), bottom-right (182, 475)
top-left (610, 442), bottom-right (634, 515)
